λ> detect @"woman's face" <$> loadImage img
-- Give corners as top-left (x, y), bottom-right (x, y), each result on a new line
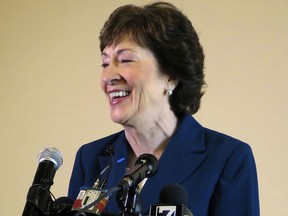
top-left (100, 39), bottom-right (170, 126)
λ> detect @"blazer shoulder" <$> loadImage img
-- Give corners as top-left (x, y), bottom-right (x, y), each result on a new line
top-left (204, 128), bottom-right (252, 154)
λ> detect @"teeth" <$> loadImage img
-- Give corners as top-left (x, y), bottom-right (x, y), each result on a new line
top-left (109, 91), bottom-right (129, 99)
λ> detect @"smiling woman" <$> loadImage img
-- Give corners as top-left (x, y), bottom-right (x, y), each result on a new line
top-left (68, 2), bottom-right (260, 216)
top-left (100, 39), bottom-right (172, 126)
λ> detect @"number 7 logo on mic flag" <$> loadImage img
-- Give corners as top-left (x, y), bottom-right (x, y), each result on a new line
top-left (156, 206), bottom-right (177, 216)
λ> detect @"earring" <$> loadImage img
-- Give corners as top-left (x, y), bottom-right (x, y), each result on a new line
top-left (167, 89), bottom-right (173, 96)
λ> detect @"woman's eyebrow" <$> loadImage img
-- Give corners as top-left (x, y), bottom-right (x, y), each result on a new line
top-left (101, 48), bottom-right (135, 57)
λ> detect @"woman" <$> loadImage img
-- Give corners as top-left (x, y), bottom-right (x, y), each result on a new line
top-left (68, 2), bottom-right (260, 216)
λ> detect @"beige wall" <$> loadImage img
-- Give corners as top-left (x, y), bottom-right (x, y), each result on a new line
top-left (1, 0), bottom-right (287, 215)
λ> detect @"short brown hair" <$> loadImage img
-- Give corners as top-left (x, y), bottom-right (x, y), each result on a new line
top-left (100, 2), bottom-right (205, 115)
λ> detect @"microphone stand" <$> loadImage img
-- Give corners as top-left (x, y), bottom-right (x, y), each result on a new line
top-left (120, 185), bottom-right (141, 216)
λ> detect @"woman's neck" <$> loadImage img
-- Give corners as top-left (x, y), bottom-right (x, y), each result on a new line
top-left (123, 111), bottom-right (178, 165)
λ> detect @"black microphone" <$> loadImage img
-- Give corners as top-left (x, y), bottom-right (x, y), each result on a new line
top-left (118, 153), bottom-right (158, 190)
top-left (22, 147), bottom-right (63, 216)
top-left (73, 154), bottom-right (158, 216)
top-left (149, 184), bottom-right (193, 216)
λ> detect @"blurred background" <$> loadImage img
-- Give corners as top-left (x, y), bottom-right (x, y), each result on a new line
top-left (0, 0), bottom-right (287, 215)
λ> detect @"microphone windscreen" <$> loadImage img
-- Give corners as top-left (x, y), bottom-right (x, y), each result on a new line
top-left (159, 184), bottom-right (188, 205)
top-left (37, 147), bottom-right (63, 170)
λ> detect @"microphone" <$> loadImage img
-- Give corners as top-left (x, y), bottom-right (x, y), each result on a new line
top-left (159, 184), bottom-right (188, 205)
top-left (22, 147), bottom-right (63, 216)
top-left (118, 153), bottom-right (158, 190)
top-left (149, 184), bottom-right (193, 216)
top-left (73, 154), bottom-right (158, 216)
top-left (116, 154), bottom-right (158, 216)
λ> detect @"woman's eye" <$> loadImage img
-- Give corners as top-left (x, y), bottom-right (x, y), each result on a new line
top-left (120, 59), bottom-right (133, 63)
top-left (101, 63), bottom-right (109, 68)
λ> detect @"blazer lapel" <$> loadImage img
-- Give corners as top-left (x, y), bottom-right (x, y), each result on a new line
top-left (140, 115), bottom-right (208, 212)
top-left (99, 132), bottom-right (129, 213)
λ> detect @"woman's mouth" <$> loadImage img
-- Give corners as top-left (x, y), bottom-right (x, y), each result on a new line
top-left (109, 90), bottom-right (131, 103)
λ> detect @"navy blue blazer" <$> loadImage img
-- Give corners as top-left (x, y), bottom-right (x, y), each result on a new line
top-left (68, 115), bottom-right (260, 216)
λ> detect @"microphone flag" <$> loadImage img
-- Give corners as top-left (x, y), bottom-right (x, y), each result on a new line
top-left (72, 187), bottom-right (109, 215)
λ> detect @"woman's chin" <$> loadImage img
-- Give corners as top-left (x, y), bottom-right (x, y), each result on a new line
top-left (110, 114), bottom-right (126, 125)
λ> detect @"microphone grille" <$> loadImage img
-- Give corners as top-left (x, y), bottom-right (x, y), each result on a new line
top-left (37, 147), bottom-right (63, 170)
top-left (159, 184), bottom-right (188, 205)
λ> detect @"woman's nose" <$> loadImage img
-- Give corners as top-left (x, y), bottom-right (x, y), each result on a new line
top-left (101, 64), bottom-right (121, 85)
